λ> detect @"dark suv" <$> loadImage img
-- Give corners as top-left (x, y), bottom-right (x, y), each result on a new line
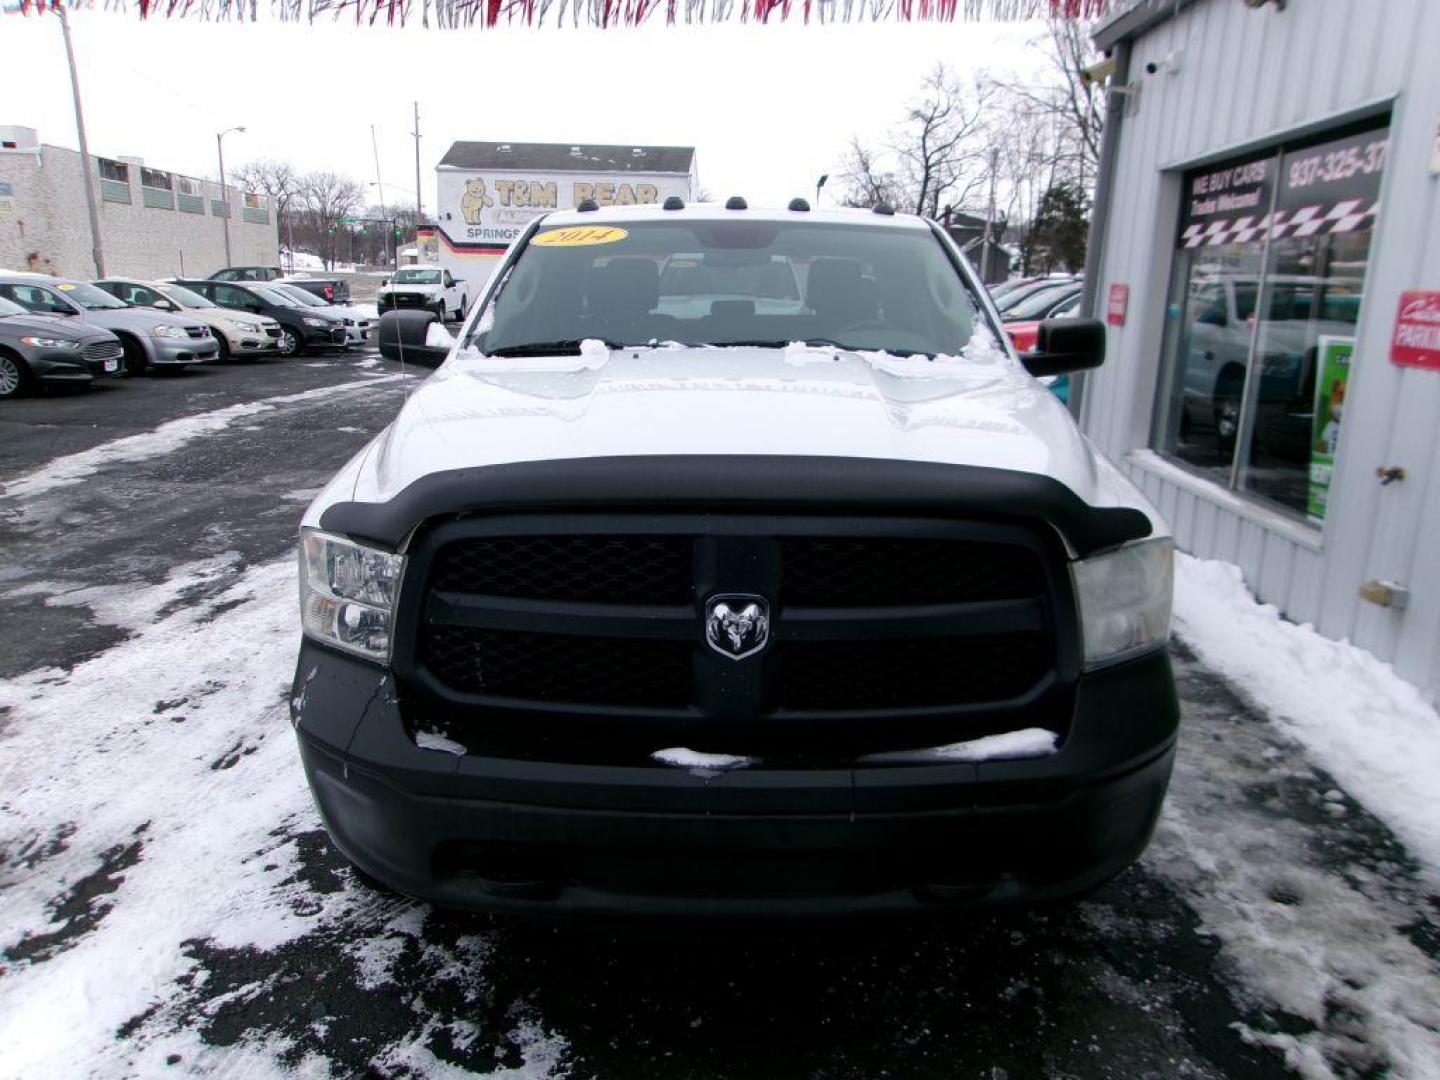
top-left (208, 266), bottom-right (351, 304)
top-left (177, 279), bottom-right (347, 356)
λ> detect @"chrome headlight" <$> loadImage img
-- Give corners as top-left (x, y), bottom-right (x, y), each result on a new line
top-left (1071, 537), bottom-right (1174, 669)
top-left (303, 317), bottom-right (330, 328)
top-left (231, 320), bottom-right (262, 333)
top-left (299, 529), bottom-right (405, 662)
top-left (19, 336), bottom-right (80, 348)
top-left (152, 325), bottom-right (186, 339)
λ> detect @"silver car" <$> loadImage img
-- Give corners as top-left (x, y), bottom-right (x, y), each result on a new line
top-left (0, 274), bottom-right (219, 375)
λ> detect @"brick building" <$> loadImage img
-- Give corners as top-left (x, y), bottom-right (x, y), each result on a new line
top-left (0, 125), bottom-right (278, 280)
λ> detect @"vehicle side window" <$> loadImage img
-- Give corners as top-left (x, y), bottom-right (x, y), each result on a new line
top-left (1, 284), bottom-right (72, 314)
top-left (214, 285), bottom-right (252, 309)
top-left (129, 285), bottom-right (157, 306)
top-left (214, 269), bottom-right (237, 281)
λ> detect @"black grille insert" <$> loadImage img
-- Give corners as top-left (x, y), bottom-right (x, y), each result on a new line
top-left (425, 626), bottom-right (692, 708)
top-left (432, 535), bottom-right (693, 604)
top-left (777, 633), bottom-right (1050, 711)
top-left (781, 537), bottom-right (1044, 606)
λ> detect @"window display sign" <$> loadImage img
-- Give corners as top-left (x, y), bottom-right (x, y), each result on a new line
top-left (1178, 128), bottom-right (1388, 250)
top-left (1391, 291), bottom-right (1440, 371)
top-left (1308, 336), bottom-right (1353, 522)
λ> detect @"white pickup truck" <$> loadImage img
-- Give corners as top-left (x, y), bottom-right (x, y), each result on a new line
top-left (375, 265), bottom-right (467, 321)
top-left (294, 203), bottom-right (1178, 918)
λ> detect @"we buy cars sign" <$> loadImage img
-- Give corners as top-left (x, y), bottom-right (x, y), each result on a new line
top-left (1391, 291), bottom-right (1440, 371)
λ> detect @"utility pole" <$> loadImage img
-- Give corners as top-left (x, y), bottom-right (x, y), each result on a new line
top-left (58, 6), bottom-right (105, 277)
top-left (370, 124), bottom-right (390, 268)
top-left (215, 126), bottom-right (245, 268)
top-left (411, 102), bottom-right (423, 231)
top-left (980, 147), bottom-right (999, 284)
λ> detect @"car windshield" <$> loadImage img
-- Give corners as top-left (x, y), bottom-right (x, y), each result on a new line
top-left (254, 285), bottom-right (302, 307)
top-left (394, 267), bottom-right (441, 284)
top-left (56, 281), bottom-right (128, 310)
top-left (278, 286), bottom-right (326, 307)
top-left (0, 296), bottom-right (27, 318)
top-left (475, 218), bottom-right (984, 358)
top-left (1005, 286), bottom-right (1080, 321)
top-left (157, 283), bottom-right (216, 309)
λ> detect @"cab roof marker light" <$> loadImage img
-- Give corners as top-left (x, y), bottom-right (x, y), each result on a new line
top-left (788, 198), bottom-right (811, 212)
top-left (663, 196), bottom-right (685, 211)
top-left (576, 198), bottom-right (600, 212)
top-left (725, 196), bottom-right (748, 210)
top-left (873, 202), bottom-right (896, 216)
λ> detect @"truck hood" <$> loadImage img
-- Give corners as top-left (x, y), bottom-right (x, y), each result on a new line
top-left (349, 339), bottom-right (1112, 508)
top-left (379, 283), bottom-right (442, 295)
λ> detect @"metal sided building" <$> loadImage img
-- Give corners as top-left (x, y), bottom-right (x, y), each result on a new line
top-left (1078, 0), bottom-right (1440, 699)
top-left (432, 141), bottom-right (697, 278)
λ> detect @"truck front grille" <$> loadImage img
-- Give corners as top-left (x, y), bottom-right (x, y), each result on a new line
top-left (401, 518), bottom-right (1076, 756)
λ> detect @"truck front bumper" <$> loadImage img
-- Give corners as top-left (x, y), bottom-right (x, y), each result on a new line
top-left (293, 642), bottom-right (1178, 918)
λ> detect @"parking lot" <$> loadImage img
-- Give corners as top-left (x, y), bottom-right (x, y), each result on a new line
top-left (1, 349), bottom-right (1439, 1079)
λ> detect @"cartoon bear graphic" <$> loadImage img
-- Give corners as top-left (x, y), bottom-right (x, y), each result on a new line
top-left (460, 179), bottom-right (494, 225)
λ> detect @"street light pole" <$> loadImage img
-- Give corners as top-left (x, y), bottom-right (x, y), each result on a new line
top-left (215, 126), bottom-right (245, 268)
top-left (58, 6), bottom-right (105, 277)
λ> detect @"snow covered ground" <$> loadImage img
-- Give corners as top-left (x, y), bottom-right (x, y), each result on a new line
top-left (0, 365), bottom-right (1438, 1077)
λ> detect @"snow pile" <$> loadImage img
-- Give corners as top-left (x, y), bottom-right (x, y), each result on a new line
top-left (780, 327), bottom-right (1012, 379)
top-left (1173, 552), bottom-right (1440, 876)
top-left (425, 321), bottom-right (457, 349)
top-left (451, 337), bottom-right (611, 374)
top-left (651, 747), bottom-right (755, 778)
top-left (0, 376), bottom-right (405, 502)
top-left (857, 727), bottom-right (1057, 765)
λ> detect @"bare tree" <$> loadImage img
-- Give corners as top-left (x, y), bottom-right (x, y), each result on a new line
top-left (839, 136), bottom-right (904, 209)
top-left (895, 64), bottom-right (992, 218)
top-left (839, 64), bottom-right (991, 217)
top-left (233, 158), bottom-right (301, 268)
top-left (298, 171), bottom-right (365, 269)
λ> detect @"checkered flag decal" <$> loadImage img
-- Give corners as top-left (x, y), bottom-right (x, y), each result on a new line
top-left (1180, 198), bottom-right (1380, 248)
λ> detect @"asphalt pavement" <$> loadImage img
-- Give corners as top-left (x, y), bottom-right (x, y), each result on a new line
top-left (1, 348), bottom-right (1437, 1079)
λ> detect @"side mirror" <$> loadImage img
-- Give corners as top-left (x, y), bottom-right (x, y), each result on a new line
top-left (377, 309), bottom-right (450, 369)
top-left (1021, 317), bottom-right (1106, 378)
top-left (380, 278), bottom-right (389, 287)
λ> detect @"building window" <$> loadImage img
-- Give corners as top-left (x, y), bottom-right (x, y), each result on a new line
top-left (98, 158), bottom-right (129, 183)
top-left (1151, 119), bottom-right (1389, 524)
top-left (140, 167), bottom-right (172, 191)
top-left (243, 191), bottom-right (263, 209)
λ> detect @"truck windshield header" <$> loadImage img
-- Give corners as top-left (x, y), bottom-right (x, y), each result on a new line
top-left (473, 219), bottom-right (983, 359)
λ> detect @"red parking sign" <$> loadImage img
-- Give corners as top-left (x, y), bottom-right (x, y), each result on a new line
top-left (1106, 283), bottom-right (1129, 327)
top-left (1392, 291), bottom-right (1440, 370)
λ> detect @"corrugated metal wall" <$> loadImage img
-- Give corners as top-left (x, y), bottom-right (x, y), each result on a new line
top-left (1082, 0), bottom-right (1440, 697)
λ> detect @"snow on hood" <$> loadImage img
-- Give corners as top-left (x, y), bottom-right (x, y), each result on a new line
top-left (342, 334), bottom-right (1109, 509)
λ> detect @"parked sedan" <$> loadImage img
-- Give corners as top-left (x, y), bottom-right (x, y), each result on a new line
top-left (0, 293), bottom-right (124, 398)
top-left (0, 275), bottom-right (217, 375)
top-left (268, 284), bottom-right (371, 346)
top-left (96, 278), bottom-right (282, 362)
top-left (176, 279), bottom-right (348, 356)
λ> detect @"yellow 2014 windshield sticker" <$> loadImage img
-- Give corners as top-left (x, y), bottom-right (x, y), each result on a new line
top-left (532, 226), bottom-right (629, 247)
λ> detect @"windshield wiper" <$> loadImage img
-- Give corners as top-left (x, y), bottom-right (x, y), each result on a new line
top-left (484, 338), bottom-right (622, 358)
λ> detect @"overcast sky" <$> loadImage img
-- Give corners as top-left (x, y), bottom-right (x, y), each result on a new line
top-left (3, 10), bottom-right (1047, 211)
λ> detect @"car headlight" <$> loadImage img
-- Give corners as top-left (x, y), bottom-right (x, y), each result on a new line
top-left (152, 325), bottom-right (186, 338)
top-left (19, 336), bottom-right (80, 348)
top-left (1071, 537), bottom-right (1173, 668)
top-left (230, 320), bottom-right (262, 333)
top-left (299, 529), bottom-right (405, 662)
top-left (303, 317), bottom-right (330, 328)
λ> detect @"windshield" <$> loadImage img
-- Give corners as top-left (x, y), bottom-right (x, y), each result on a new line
top-left (254, 285), bottom-right (303, 308)
top-left (475, 219), bottom-right (983, 358)
top-left (394, 267), bottom-right (441, 284)
top-left (157, 283), bottom-right (216, 309)
top-left (0, 296), bottom-right (27, 318)
top-left (278, 285), bottom-right (326, 307)
top-left (56, 281), bottom-right (128, 310)
top-left (1005, 285), bottom-right (1080, 321)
